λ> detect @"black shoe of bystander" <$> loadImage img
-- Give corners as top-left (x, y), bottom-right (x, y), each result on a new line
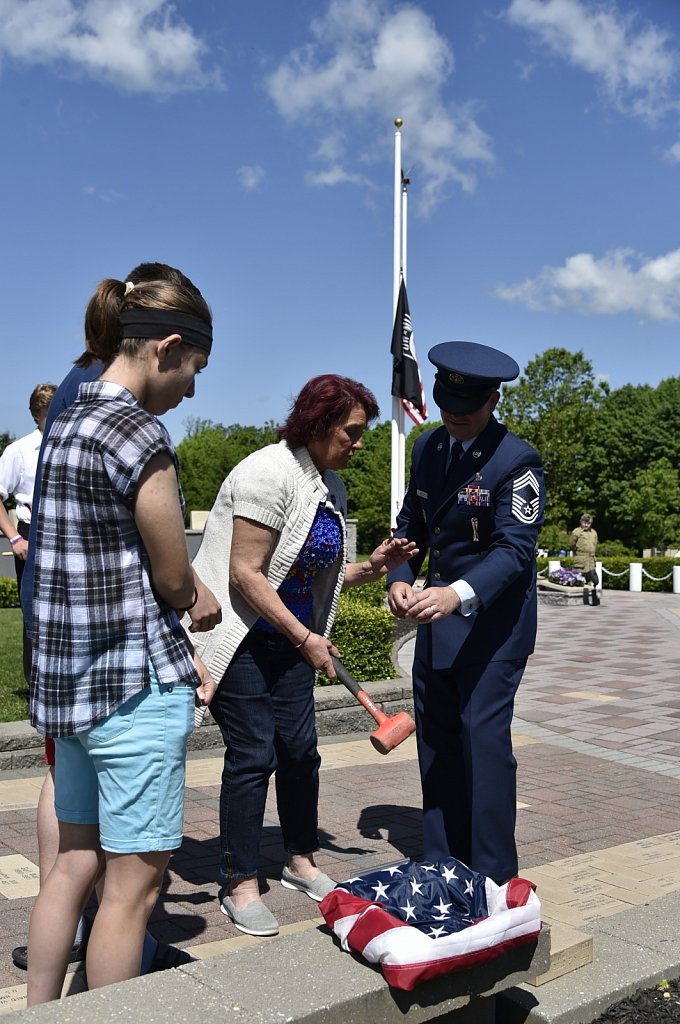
top-left (11, 933), bottom-right (89, 972)
top-left (148, 942), bottom-right (197, 972)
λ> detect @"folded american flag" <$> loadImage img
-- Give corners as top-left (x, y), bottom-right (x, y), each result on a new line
top-left (320, 858), bottom-right (541, 991)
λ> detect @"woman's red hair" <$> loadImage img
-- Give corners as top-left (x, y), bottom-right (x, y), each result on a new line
top-left (279, 374), bottom-right (379, 448)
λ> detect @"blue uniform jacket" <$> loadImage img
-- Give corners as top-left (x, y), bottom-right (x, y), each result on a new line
top-left (387, 416), bottom-right (545, 670)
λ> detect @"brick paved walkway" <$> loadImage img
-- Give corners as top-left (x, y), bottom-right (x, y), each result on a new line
top-left (1, 590), bottom-right (679, 1012)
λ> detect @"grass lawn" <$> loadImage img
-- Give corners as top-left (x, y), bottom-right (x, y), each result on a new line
top-left (0, 608), bottom-right (29, 722)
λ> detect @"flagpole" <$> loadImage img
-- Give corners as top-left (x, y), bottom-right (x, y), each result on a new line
top-left (399, 176), bottom-right (408, 498)
top-left (391, 118), bottom-right (406, 527)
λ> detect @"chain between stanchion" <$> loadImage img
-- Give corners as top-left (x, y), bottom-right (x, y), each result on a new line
top-left (540, 564), bottom-right (677, 582)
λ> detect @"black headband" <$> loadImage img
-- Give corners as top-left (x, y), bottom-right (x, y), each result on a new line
top-left (120, 309), bottom-right (213, 355)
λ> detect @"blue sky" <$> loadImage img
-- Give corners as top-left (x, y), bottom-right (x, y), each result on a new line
top-left (2, 0), bottom-right (679, 444)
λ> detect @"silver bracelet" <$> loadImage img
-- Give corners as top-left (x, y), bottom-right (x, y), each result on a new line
top-left (294, 628), bottom-right (311, 650)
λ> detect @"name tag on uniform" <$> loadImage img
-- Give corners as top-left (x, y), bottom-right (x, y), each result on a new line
top-left (417, 489), bottom-right (429, 499)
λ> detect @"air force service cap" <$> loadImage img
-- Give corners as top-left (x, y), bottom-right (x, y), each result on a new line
top-left (429, 341), bottom-right (520, 414)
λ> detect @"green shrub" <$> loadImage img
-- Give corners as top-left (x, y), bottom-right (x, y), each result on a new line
top-left (597, 539), bottom-right (636, 557)
top-left (320, 592), bottom-right (394, 684)
top-left (340, 577), bottom-right (388, 608)
top-left (599, 556), bottom-right (633, 591)
top-left (602, 557), bottom-right (679, 593)
top-left (644, 558), bottom-right (679, 593)
top-left (538, 525), bottom-right (572, 554)
top-left (0, 577), bottom-right (19, 608)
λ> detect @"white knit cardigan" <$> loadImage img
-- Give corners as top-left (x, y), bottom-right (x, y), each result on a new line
top-left (188, 440), bottom-right (348, 683)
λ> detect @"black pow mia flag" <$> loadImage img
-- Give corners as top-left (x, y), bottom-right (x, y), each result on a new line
top-left (390, 279), bottom-right (427, 425)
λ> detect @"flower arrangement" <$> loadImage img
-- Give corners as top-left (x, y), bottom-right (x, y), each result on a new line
top-left (549, 568), bottom-right (584, 587)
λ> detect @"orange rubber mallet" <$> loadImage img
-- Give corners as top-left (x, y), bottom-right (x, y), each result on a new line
top-left (331, 657), bottom-right (416, 755)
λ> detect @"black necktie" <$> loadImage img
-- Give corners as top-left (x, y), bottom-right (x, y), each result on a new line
top-left (446, 441), bottom-right (463, 475)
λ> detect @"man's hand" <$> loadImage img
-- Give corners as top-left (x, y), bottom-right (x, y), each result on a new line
top-left (387, 581), bottom-right (414, 618)
top-left (405, 586), bottom-right (460, 622)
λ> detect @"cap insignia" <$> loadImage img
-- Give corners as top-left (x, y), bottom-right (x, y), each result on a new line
top-left (448, 372), bottom-right (465, 385)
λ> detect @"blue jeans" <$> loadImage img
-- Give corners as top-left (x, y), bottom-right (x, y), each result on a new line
top-left (211, 630), bottom-right (321, 881)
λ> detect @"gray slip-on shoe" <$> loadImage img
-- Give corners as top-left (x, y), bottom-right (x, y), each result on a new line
top-left (280, 866), bottom-right (336, 902)
top-left (220, 896), bottom-right (279, 936)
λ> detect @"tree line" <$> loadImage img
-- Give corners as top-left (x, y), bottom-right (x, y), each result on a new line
top-left (497, 349), bottom-right (680, 555)
top-left (174, 350), bottom-right (680, 556)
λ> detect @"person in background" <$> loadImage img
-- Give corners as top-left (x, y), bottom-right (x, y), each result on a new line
top-left (13, 264), bottom-right (207, 977)
top-left (0, 384), bottom-right (57, 681)
top-left (190, 375), bottom-right (417, 937)
top-left (571, 514), bottom-right (599, 606)
top-left (26, 271), bottom-right (221, 1005)
top-left (387, 341), bottom-right (545, 886)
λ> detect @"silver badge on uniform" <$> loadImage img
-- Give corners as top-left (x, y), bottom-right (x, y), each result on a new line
top-left (472, 450), bottom-right (481, 459)
top-left (511, 470), bottom-right (540, 524)
top-left (436, 442), bottom-right (443, 451)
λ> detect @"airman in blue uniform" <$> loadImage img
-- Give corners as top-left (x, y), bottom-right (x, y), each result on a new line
top-left (387, 341), bottom-right (545, 883)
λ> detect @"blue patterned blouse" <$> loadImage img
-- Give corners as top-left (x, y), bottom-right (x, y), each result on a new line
top-left (255, 504), bottom-right (343, 632)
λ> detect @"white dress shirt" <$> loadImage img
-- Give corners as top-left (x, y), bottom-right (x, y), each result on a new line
top-left (0, 428), bottom-right (41, 524)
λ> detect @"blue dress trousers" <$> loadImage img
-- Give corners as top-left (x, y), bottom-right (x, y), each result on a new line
top-left (387, 415), bottom-right (545, 882)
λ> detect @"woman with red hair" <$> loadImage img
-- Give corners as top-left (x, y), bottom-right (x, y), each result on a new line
top-left (190, 375), bottom-right (416, 936)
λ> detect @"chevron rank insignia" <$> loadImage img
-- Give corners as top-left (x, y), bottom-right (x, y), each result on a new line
top-left (511, 470), bottom-right (540, 523)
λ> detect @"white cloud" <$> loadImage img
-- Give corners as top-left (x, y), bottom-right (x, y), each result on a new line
top-left (265, 0), bottom-right (494, 214)
top-left (314, 133), bottom-right (347, 164)
top-left (83, 183), bottom-right (122, 202)
top-left (306, 132), bottom-right (376, 186)
top-left (515, 59), bottom-right (535, 81)
top-left (237, 164), bottom-right (265, 190)
top-left (0, 0), bottom-right (221, 93)
top-left (506, 0), bottom-right (678, 122)
top-left (306, 165), bottom-right (374, 188)
top-left (495, 247), bottom-right (680, 321)
top-left (665, 140), bottom-right (680, 163)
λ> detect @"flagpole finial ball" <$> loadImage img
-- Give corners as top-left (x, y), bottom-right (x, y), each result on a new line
top-left (394, 118), bottom-right (403, 128)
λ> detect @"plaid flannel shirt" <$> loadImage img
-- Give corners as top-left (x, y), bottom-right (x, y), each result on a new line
top-left (29, 381), bottom-right (198, 737)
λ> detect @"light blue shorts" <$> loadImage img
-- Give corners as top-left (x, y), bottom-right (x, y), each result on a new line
top-left (54, 662), bottom-right (194, 853)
